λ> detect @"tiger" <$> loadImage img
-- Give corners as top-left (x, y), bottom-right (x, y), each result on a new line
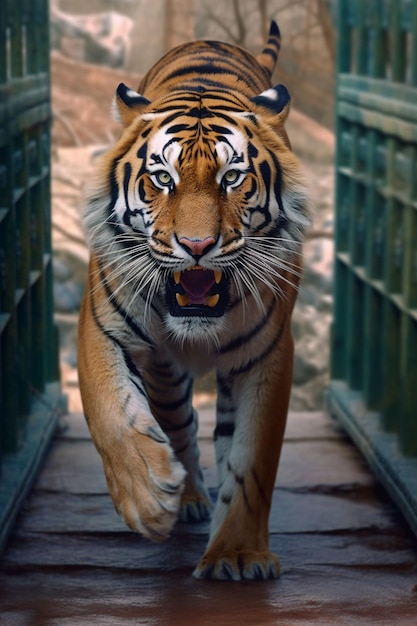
top-left (78, 20), bottom-right (310, 581)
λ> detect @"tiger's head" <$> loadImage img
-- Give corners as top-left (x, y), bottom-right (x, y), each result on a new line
top-left (84, 57), bottom-right (309, 344)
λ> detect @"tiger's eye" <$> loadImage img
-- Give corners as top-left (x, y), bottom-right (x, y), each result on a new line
top-left (223, 169), bottom-right (241, 185)
top-left (155, 170), bottom-right (173, 186)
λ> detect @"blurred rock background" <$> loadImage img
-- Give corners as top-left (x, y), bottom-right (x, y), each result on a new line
top-left (51, 0), bottom-right (336, 412)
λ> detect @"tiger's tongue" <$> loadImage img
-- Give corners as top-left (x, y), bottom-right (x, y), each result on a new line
top-left (180, 270), bottom-right (215, 305)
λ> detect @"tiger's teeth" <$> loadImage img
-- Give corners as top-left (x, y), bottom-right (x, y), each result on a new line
top-left (173, 272), bottom-right (181, 285)
top-left (176, 293), bottom-right (190, 307)
top-left (214, 270), bottom-right (222, 284)
top-left (205, 294), bottom-right (220, 308)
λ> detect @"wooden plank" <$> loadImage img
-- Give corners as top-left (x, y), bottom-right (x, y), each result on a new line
top-left (37, 415), bottom-right (353, 497)
top-left (2, 529), bottom-right (415, 572)
top-left (34, 437), bottom-right (217, 495)
top-left (61, 411), bottom-right (342, 443)
top-left (33, 440), bottom-right (112, 495)
top-left (277, 439), bottom-right (377, 488)
top-left (12, 485), bottom-right (395, 537)
top-left (56, 411), bottom-right (91, 440)
top-left (284, 411), bottom-right (343, 441)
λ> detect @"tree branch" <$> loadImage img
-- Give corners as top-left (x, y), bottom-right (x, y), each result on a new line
top-left (232, 0), bottom-right (246, 46)
top-left (202, 2), bottom-right (239, 43)
top-left (315, 0), bottom-right (336, 59)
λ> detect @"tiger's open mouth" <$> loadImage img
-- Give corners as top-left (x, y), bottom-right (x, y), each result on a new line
top-left (167, 267), bottom-right (228, 317)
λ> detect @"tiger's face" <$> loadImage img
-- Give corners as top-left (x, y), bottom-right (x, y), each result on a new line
top-left (86, 87), bottom-right (308, 342)
top-left (143, 117), bottom-right (252, 320)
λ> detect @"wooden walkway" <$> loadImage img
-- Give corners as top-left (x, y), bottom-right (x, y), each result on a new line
top-left (1, 404), bottom-right (417, 625)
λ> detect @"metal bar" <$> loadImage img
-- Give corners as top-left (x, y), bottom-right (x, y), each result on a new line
top-left (337, 0), bottom-right (351, 73)
top-left (381, 299), bottom-right (401, 432)
top-left (0, 316), bottom-right (19, 453)
top-left (16, 291), bottom-right (31, 420)
top-left (9, 0), bottom-right (24, 79)
top-left (0, 0), bottom-right (7, 85)
top-left (368, 0), bottom-right (386, 79)
top-left (330, 259), bottom-right (348, 380)
top-left (391, 0), bottom-right (406, 83)
top-left (402, 168), bottom-right (417, 310)
top-left (411, 0), bottom-right (417, 86)
top-left (400, 317), bottom-right (417, 455)
top-left (355, 1), bottom-right (368, 76)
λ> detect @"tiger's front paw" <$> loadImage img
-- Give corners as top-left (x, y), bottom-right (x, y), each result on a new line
top-left (102, 428), bottom-right (186, 542)
top-left (193, 549), bottom-right (280, 581)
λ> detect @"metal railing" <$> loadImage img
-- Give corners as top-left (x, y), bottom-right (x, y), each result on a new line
top-left (329, 0), bottom-right (417, 537)
top-left (0, 0), bottom-right (63, 550)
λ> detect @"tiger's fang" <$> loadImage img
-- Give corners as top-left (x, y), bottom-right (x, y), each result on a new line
top-left (205, 294), bottom-right (220, 307)
top-left (176, 293), bottom-right (190, 306)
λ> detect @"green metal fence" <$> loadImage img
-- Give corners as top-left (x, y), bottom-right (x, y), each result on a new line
top-left (329, 0), bottom-right (417, 537)
top-left (0, 0), bottom-right (63, 550)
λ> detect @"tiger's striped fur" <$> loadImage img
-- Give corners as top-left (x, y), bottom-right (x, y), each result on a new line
top-left (78, 21), bottom-right (310, 581)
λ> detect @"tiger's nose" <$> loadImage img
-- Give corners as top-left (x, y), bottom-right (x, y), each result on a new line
top-left (178, 236), bottom-right (216, 259)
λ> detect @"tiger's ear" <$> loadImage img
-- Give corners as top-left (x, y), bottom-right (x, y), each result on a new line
top-left (113, 83), bottom-right (151, 127)
top-left (250, 84), bottom-right (291, 123)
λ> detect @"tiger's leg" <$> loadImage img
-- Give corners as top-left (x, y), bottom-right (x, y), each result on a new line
top-left (193, 324), bottom-right (293, 580)
top-left (78, 274), bottom-right (186, 541)
top-left (144, 361), bottom-right (212, 522)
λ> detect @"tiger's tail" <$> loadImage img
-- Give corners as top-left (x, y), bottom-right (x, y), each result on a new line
top-left (256, 20), bottom-right (281, 78)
